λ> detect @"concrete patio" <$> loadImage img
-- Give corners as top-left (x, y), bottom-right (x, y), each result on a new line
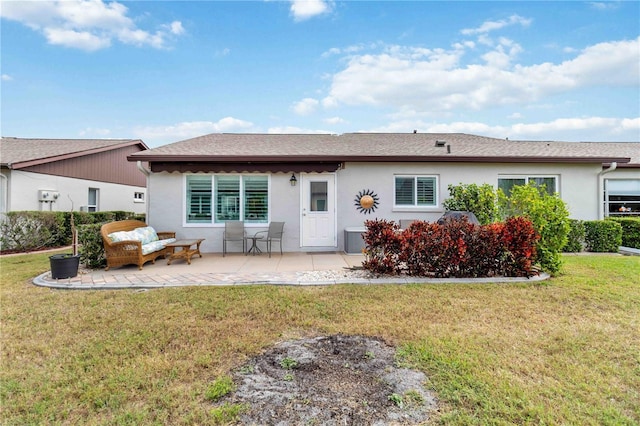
top-left (32, 250), bottom-right (553, 290)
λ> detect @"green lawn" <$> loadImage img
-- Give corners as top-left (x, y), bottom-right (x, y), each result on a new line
top-left (1, 252), bottom-right (639, 425)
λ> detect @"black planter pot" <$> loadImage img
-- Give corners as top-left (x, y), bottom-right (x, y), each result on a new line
top-left (50, 254), bottom-right (80, 279)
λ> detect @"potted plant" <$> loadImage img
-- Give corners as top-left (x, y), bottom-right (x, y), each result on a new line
top-left (50, 202), bottom-right (80, 279)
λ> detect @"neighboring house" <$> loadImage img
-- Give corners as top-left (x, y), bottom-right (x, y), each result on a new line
top-left (1, 137), bottom-right (149, 214)
top-left (128, 133), bottom-right (639, 254)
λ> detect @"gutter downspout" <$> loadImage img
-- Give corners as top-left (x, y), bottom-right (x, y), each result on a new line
top-left (598, 162), bottom-right (617, 220)
top-left (0, 172), bottom-right (8, 214)
top-left (136, 161), bottom-right (151, 221)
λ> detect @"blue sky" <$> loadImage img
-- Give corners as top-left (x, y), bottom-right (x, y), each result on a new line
top-left (1, 0), bottom-right (639, 147)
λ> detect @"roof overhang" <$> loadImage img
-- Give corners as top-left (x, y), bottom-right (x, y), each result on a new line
top-left (7, 139), bottom-right (148, 170)
top-left (129, 154), bottom-right (632, 173)
top-left (149, 161), bottom-right (342, 173)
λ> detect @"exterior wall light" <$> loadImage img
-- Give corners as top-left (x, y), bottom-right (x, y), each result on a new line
top-left (289, 173), bottom-right (297, 186)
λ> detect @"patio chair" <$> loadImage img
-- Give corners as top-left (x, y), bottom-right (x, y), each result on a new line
top-left (223, 221), bottom-right (246, 256)
top-left (254, 221), bottom-right (285, 258)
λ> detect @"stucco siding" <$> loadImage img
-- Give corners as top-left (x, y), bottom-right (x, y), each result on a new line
top-left (146, 162), bottom-right (609, 253)
top-left (5, 170), bottom-right (146, 214)
top-left (146, 172), bottom-right (303, 254)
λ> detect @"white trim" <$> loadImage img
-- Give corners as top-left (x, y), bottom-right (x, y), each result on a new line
top-left (497, 174), bottom-right (560, 195)
top-left (182, 173), bottom-right (271, 227)
top-left (393, 174), bottom-right (439, 209)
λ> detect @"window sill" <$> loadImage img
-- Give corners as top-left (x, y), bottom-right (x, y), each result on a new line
top-left (392, 207), bottom-right (443, 213)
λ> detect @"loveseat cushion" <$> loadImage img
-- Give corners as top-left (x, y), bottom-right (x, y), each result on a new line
top-left (108, 230), bottom-right (135, 243)
top-left (131, 226), bottom-right (159, 245)
top-left (141, 238), bottom-right (176, 255)
top-left (108, 226), bottom-right (160, 244)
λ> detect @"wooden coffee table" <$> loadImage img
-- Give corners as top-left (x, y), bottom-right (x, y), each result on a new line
top-left (166, 239), bottom-right (204, 265)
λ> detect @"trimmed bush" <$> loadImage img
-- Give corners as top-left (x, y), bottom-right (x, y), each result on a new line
top-left (363, 217), bottom-right (539, 278)
top-left (563, 219), bottom-right (585, 253)
top-left (77, 223), bottom-right (107, 269)
top-left (362, 219), bottom-right (401, 275)
top-left (0, 211), bottom-right (66, 251)
top-left (443, 183), bottom-right (500, 225)
top-left (584, 220), bottom-right (623, 252)
top-left (499, 183), bottom-right (570, 275)
top-left (607, 217), bottom-right (640, 249)
top-left (0, 211), bottom-right (139, 254)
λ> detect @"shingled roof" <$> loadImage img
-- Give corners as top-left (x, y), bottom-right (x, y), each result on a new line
top-left (1, 137), bottom-right (148, 169)
top-left (128, 133), bottom-right (637, 172)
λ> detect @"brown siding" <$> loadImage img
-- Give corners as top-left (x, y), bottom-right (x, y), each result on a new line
top-left (22, 145), bottom-right (146, 187)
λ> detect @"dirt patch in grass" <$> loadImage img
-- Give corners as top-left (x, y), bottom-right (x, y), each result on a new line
top-left (219, 334), bottom-right (437, 425)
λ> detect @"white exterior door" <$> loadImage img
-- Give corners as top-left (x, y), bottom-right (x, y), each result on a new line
top-left (301, 173), bottom-right (336, 247)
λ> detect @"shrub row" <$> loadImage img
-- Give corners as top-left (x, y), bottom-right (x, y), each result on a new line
top-left (444, 182), bottom-right (570, 274)
top-left (562, 218), bottom-right (638, 252)
top-left (0, 211), bottom-right (143, 252)
top-left (608, 217), bottom-right (640, 249)
top-left (362, 217), bottom-right (540, 278)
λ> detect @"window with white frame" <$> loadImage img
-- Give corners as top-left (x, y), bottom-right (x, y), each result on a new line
top-left (605, 179), bottom-right (640, 216)
top-left (498, 175), bottom-right (558, 196)
top-left (186, 174), bottom-right (268, 224)
top-left (134, 192), bottom-right (145, 203)
top-left (394, 175), bottom-right (438, 208)
top-left (186, 176), bottom-right (212, 223)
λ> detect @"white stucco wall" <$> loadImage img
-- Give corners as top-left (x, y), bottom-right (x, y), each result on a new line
top-left (3, 170), bottom-right (146, 214)
top-left (146, 171), bottom-right (301, 254)
top-left (147, 161), bottom-right (607, 253)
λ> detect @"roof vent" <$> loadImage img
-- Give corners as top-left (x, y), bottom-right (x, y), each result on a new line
top-left (435, 140), bottom-right (446, 147)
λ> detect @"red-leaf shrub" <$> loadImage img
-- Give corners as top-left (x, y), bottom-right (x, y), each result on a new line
top-left (362, 216), bottom-right (539, 278)
top-left (362, 219), bottom-right (401, 275)
top-left (500, 216), bottom-right (540, 277)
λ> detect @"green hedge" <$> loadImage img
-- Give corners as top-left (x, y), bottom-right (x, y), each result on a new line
top-left (77, 223), bottom-right (107, 269)
top-left (584, 220), bottom-right (623, 253)
top-left (607, 217), bottom-right (640, 249)
top-left (0, 211), bottom-right (66, 252)
top-left (563, 219), bottom-right (585, 253)
top-left (0, 211), bottom-right (142, 253)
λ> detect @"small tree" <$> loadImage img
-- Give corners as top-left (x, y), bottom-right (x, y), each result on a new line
top-left (443, 183), bottom-right (500, 225)
top-left (499, 183), bottom-right (570, 275)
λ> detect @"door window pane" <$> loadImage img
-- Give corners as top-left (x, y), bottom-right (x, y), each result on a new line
top-left (310, 181), bottom-right (328, 212)
top-left (88, 188), bottom-right (98, 212)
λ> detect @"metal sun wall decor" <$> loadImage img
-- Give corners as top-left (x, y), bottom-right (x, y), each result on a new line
top-left (354, 189), bottom-right (380, 214)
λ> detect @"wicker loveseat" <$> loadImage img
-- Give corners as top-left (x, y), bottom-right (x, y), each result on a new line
top-left (101, 220), bottom-right (176, 270)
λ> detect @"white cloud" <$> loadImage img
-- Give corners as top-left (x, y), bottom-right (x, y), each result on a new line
top-left (321, 37), bottom-right (640, 113)
top-left (461, 14), bottom-right (532, 35)
top-left (133, 117), bottom-right (254, 143)
top-left (364, 115), bottom-right (639, 141)
top-left (508, 112), bottom-right (523, 120)
top-left (293, 97), bottom-right (320, 115)
top-left (267, 126), bottom-right (331, 134)
top-left (44, 27), bottom-right (111, 51)
top-left (324, 116), bottom-right (346, 124)
top-left (422, 116), bottom-right (640, 141)
top-left (1, 74), bottom-right (13, 81)
top-left (290, 0), bottom-right (332, 22)
top-left (79, 127), bottom-right (112, 137)
top-left (168, 21), bottom-right (184, 35)
top-left (0, 0), bottom-right (185, 51)
top-left (589, 2), bottom-right (620, 10)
